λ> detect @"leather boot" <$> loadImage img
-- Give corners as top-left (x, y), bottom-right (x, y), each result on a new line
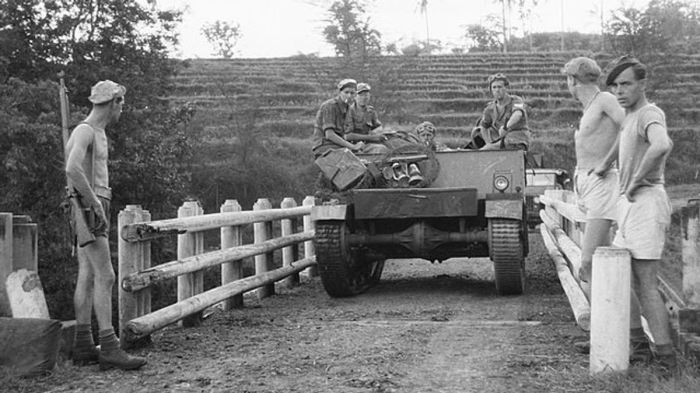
top-left (72, 345), bottom-right (99, 366)
top-left (629, 339), bottom-right (652, 364)
top-left (99, 349), bottom-right (147, 371)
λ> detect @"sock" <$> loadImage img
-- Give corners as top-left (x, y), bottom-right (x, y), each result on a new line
top-left (74, 324), bottom-right (95, 350)
top-left (99, 328), bottom-right (120, 353)
top-left (630, 327), bottom-right (646, 342)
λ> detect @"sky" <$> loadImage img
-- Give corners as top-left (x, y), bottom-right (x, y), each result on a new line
top-left (156, 0), bottom-right (651, 59)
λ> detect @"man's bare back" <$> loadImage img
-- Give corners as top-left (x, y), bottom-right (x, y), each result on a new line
top-left (575, 91), bottom-right (624, 169)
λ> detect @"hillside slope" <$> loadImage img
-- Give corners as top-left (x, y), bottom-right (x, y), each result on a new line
top-left (172, 52), bottom-right (700, 202)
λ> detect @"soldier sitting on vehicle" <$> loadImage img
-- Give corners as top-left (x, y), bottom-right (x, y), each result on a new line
top-left (414, 121), bottom-right (449, 152)
top-left (312, 78), bottom-right (365, 158)
top-left (468, 73), bottom-right (531, 151)
top-left (344, 82), bottom-right (391, 154)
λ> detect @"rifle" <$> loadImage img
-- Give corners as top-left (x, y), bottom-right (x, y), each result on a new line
top-left (59, 72), bottom-right (95, 247)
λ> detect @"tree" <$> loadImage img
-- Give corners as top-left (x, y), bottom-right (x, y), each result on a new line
top-left (323, 0), bottom-right (382, 60)
top-left (465, 16), bottom-right (502, 52)
top-left (515, 0), bottom-right (539, 51)
top-left (0, 0), bottom-right (198, 320)
top-left (417, 0), bottom-right (430, 53)
top-left (202, 20), bottom-right (242, 59)
top-left (604, 0), bottom-right (700, 56)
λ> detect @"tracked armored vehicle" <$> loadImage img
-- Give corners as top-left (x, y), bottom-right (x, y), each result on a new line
top-left (312, 146), bottom-right (528, 297)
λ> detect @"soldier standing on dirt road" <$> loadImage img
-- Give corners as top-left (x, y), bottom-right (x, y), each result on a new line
top-left (65, 80), bottom-right (147, 371)
top-left (562, 57), bottom-right (651, 361)
top-left (311, 78), bottom-right (365, 158)
top-left (470, 73), bottom-right (530, 151)
top-left (594, 56), bottom-right (676, 374)
top-left (344, 82), bottom-right (389, 154)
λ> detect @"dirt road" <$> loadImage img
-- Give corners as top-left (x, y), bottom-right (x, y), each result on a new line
top-left (12, 232), bottom-right (600, 393)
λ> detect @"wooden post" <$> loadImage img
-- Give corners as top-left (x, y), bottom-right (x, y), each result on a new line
top-left (12, 215), bottom-right (37, 272)
top-left (138, 208), bottom-right (152, 332)
top-left (118, 205), bottom-right (149, 348)
top-left (681, 200), bottom-right (700, 335)
top-left (590, 247), bottom-right (630, 374)
top-left (0, 213), bottom-right (12, 317)
top-left (302, 196), bottom-right (317, 277)
top-left (253, 198), bottom-right (274, 298)
top-left (280, 197), bottom-right (299, 288)
top-left (220, 199), bottom-right (243, 310)
top-left (178, 200), bottom-right (203, 327)
top-left (562, 190), bottom-right (584, 247)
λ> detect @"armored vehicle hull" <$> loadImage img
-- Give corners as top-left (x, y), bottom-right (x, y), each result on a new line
top-left (312, 149), bottom-right (528, 297)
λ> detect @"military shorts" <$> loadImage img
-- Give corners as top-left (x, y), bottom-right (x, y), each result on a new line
top-left (612, 185), bottom-right (671, 260)
top-left (70, 196), bottom-right (110, 245)
top-left (574, 168), bottom-right (618, 221)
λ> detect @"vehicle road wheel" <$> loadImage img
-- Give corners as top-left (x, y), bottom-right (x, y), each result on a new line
top-left (488, 218), bottom-right (525, 295)
top-left (314, 221), bottom-right (384, 297)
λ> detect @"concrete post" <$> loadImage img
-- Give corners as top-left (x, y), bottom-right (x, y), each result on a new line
top-left (0, 213), bottom-right (13, 317)
top-left (590, 247), bottom-right (630, 374)
top-left (681, 200), bottom-right (700, 335)
top-left (220, 199), bottom-right (243, 310)
top-left (12, 215), bottom-right (37, 272)
top-left (253, 198), bottom-right (274, 299)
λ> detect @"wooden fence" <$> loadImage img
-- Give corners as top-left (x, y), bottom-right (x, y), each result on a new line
top-left (539, 190), bottom-right (700, 368)
top-left (117, 196), bottom-right (317, 348)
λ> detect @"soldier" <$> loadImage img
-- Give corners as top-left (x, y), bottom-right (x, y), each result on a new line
top-left (311, 78), bottom-right (365, 158)
top-left (414, 121), bottom-right (448, 152)
top-left (470, 73), bottom-right (530, 151)
top-left (563, 57), bottom-right (651, 362)
top-left (598, 56), bottom-right (676, 374)
top-left (65, 80), bottom-right (147, 370)
top-left (345, 82), bottom-right (389, 154)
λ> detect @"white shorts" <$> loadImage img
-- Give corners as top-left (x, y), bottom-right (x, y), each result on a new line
top-left (612, 185), bottom-right (671, 260)
top-left (574, 168), bottom-right (618, 221)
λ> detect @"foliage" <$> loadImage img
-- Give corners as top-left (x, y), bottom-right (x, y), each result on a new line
top-left (508, 32), bottom-right (601, 52)
top-left (323, 0), bottom-right (382, 60)
top-left (0, 0), bottom-right (198, 321)
top-left (201, 20), bottom-right (242, 59)
top-left (465, 22), bottom-right (502, 52)
top-left (605, 0), bottom-right (700, 57)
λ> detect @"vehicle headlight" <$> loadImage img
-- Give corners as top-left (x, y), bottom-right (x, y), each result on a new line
top-left (494, 175), bottom-right (509, 192)
top-left (533, 196), bottom-right (540, 204)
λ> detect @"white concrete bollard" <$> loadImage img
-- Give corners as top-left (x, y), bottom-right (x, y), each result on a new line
top-left (590, 247), bottom-right (631, 374)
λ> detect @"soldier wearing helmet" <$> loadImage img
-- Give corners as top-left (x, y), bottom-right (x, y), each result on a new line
top-left (311, 78), bottom-right (365, 157)
top-left (470, 73), bottom-right (530, 151)
top-left (344, 82), bottom-right (390, 154)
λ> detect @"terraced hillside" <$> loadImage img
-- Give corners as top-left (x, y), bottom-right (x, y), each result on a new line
top-left (171, 51), bottom-right (700, 200)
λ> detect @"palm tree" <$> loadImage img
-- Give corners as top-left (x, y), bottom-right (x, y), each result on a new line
top-left (418, 0), bottom-right (430, 52)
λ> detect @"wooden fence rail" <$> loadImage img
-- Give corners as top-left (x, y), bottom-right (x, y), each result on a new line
top-left (117, 196), bottom-right (316, 348)
top-left (540, 190), bottom-right (700, 369)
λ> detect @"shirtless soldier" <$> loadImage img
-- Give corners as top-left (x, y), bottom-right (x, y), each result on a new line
top-left (562, 57), bottom-right (624, 291)
top-left (66, 80), bottom-right (147, 370)
top-left (563, 57), bottom-right (650, 361)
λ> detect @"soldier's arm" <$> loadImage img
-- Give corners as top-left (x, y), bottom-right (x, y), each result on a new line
top-left (625, 123), bottom-right (672, 201)
top-left (502, 98), bottom-right (526, 134)
top-left (65, 125), bottom-right (101, 210)
top-left (601, 92), bottom-right (625, 127)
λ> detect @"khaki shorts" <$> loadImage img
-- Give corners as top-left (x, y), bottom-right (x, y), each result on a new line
top-left (71, 196), bottom-right (110, 240)
top-left (612, 185), bottom-right (671, 260)
top-left (574, 168), bottom-right (618, 221)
